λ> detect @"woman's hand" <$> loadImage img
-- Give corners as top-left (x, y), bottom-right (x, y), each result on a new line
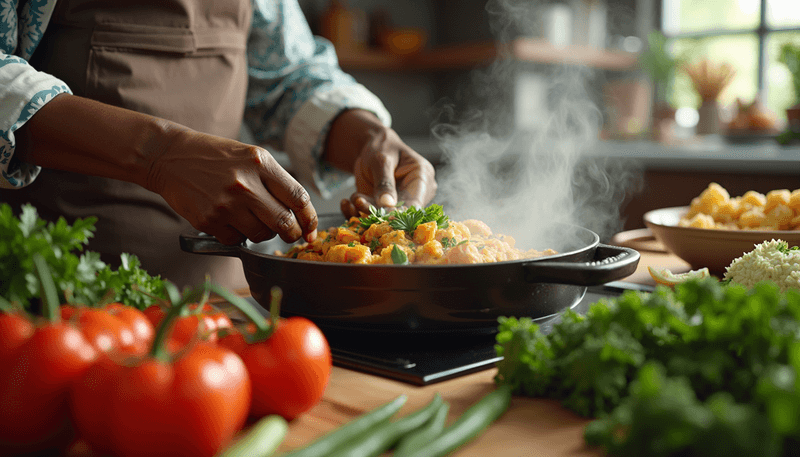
top-left (324, 109), bottom-right (437, 219)
top-left (147, 126), bottom-right (318, 245)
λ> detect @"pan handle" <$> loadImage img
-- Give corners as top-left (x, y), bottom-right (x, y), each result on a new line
top-left (179, 230), bottom-right (242, 258)
top-left (522, 244), bottom-right (640, 286)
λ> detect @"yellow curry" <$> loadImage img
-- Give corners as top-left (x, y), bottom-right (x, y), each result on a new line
top-left (280, 205), bottom-right (556, 265)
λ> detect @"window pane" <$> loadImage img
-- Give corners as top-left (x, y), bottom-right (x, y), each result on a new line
top-left (767, 0), bottom-right (800, 29)
top-left (669, 35), bottom-right (759, 110)
top-left (765, 32), bottom-right (800, 122)
top-left (663, 0), bottom-right (760, 35)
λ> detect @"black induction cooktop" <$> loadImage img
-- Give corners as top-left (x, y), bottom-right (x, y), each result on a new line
top-left (260, 281), bottom-right (653, 386)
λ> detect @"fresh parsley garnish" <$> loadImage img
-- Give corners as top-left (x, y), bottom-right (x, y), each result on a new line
top-left (441, 237), bottom-right (467, 249)
top-left (390, 244), bottom-right (408, 265)
top-left (359, 206), bottom-right (389, 229)
top-left (777, 241), bottom-right (799, 254)
top-left (347, 241), bottom-right (356, 247)
top-left (370, 238), bottom-right (381, 252)
top-left (358, 204), bottom-right (450, 232)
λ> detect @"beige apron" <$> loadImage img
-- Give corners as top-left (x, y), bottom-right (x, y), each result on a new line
top-left (4, 0), bottom-right (253, 289)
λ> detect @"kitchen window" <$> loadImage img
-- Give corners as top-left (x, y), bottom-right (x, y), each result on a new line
top-left (662, 0), bottom-right (800, 119)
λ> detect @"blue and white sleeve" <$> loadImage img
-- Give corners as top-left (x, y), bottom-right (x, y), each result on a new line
top-left (1, 0), bottom-right (71, 189)
top-left (244, 0), bottom-right (391, 199)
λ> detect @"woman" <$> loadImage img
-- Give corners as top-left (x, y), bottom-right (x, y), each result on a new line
top-left (0, 0), bottom-right (437, 288)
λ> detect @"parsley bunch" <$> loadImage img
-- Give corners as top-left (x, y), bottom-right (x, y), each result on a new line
top-left (495, 278), bottom-right (800, 456)
top-left (359, 204), bottom-right (449, 232)
top-left (0, 203), bottom-right (165, 310)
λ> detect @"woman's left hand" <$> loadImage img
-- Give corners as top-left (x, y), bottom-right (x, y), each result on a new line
top-left (324, 109), bottom-right (437, 219)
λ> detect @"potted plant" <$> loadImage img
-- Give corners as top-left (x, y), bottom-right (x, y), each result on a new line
top-left (638, 31), bottom-right (693, 140)
top-left (778, 42), bottom-right (800, 134)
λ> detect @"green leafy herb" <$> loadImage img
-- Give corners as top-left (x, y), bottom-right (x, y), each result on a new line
top-left (390, 245), bottom-right (408, 265)
top-left (776, 240), bottom-right (799, 254)
top-left (359, 204), bottom-right (449, 232)
top-left (359, 206), bottom-right (389, 229)
top-left (94, 253), bottom-right (166, 309)
top-left (370, 238), bottom-right (381, 252)
top-left (441, 237), bottom-right (468, 249)
top-left (495, 278), bottom-right (800, 455)
top-left (0, 203), bottom-right (166, 310)
top-left (1, 203), bottom-right (100, 307)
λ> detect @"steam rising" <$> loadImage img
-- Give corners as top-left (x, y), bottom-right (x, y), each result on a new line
top-left (432, 0), bottom-right (642, 251)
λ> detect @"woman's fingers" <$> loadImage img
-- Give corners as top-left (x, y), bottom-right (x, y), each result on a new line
top-left (253, 150), bottom-right (318, 242)
top-left (152, 131), bottom-right (319, 245)
top-left (395, 149), bottom-right (437, 210)
top-left (353, 131), bottom-right (436, 214)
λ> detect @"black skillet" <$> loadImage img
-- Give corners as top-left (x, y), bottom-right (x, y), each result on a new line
top-left (180, 214), bottom-right (639, 335)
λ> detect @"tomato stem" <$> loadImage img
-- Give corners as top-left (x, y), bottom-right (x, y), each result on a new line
top-left (268, 286), bottom-right (281, 327)
top-left (205, 282), bottom-right (273, 338)
top-left (149, 281), bottom-right (197, 361)
top-left (32, 253), bottom-right (61, 322)
top-left (0, 295), bottom-right (17, 313)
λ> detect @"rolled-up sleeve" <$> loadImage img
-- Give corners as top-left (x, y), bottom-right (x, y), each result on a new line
top-left (1, 0), bottom-right (71, 189)
top-left (244, 0), bottom-right (391, 199)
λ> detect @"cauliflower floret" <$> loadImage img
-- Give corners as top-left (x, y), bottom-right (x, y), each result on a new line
top-left (723, 239), bottom-right (800, 292)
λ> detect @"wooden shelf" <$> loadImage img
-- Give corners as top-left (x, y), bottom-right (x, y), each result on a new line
top-left (336, 38), bottom-right (639, 72)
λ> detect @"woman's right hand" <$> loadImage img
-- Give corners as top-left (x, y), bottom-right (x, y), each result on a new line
top-left (146, 125), bottom-right (318, 245)
top-left (14, 94), bottom-right (316, 245)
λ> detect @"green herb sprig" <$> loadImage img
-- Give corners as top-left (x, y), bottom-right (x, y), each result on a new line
top-left (359, 204), bottom-right (449, 232)
top-left (776, 240), bottom-right (799, 254)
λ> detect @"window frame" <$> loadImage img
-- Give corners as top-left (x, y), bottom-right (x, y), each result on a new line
top-left (660, 0), bottom-right (800, 94)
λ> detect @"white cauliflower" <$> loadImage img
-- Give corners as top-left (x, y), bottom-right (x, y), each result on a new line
top-left (723, 239), bottom-right (800, 292)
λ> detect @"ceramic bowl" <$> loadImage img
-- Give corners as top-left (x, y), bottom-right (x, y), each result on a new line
top-left (643, 206), bottom-right (800, 277)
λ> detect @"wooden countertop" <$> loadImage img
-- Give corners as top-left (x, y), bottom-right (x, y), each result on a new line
top-left (268, 231), bottom-right (689, 456)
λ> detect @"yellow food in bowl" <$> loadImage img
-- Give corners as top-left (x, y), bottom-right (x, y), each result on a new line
top-left (679, 183), bottom-right (800, 231)
top-left (281, 214), bottom-right (557, 265)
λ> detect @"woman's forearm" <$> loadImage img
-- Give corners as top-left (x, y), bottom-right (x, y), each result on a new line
top-left (14, 93), bottom-right (176, 188)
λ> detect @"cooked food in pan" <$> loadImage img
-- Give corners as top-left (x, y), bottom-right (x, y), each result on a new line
top-left (279, 205), bottom-right (557, 265)
top-left (680, 183), bottom-right (800, 231)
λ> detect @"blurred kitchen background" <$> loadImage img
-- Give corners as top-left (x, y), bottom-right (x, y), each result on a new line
top-left (296, 0), bottom-right (800, 235)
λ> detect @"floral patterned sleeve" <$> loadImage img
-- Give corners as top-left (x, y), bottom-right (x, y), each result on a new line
top-left (0, 0), bottom-right (72, 189)
top-left (244, 0), bottom-right (392, 199)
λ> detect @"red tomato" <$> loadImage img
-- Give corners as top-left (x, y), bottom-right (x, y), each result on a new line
top-left (218, 322), bottom-right (257, 355)
top-left (226, 317), bottom-right (332, 420)
top-left (69, 356), bottom-right (120, 456)
top-left (61, 304), bottom-right (154, 358)
top-left (71, 341), bottom-right (251, 457)
top-left (0, 312), bottom-right (34, 366)
top-left (104, 303), bottom-right (155, 356)
top-left (0, 323), bottom-right (98, 454)
top-left (143, 304), bottom-right (165, 328)
top-left (144, 303), bottom-right (233, 352)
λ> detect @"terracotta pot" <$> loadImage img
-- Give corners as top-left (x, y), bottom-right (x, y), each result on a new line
top-left (787, 103), bottom-right (800, 134)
